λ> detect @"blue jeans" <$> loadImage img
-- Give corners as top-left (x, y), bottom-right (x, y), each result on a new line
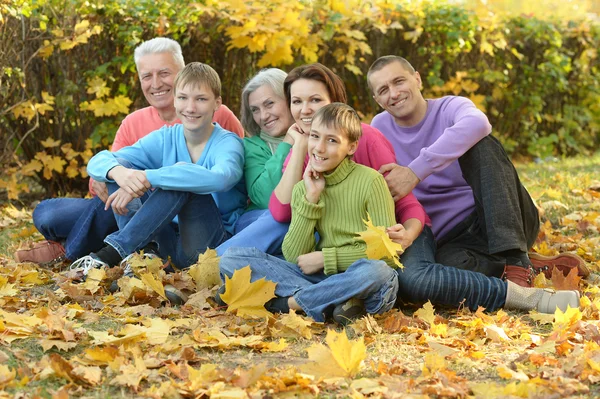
top-left (33, 196), bottom-right (117, 260)
top-left (219, 247), bottom-right (398, 322)
top-left (216, 209), bottom-right (289, 258)
top-left (397, 226), bottom-right (507, 311)
top-left (105, 183), bottom-right (229, 269)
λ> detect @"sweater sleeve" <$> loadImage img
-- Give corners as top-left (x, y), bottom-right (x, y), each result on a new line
top-left (321, 174), bottom-right (397, 275)
top-left (408, 97), bottom-right (492, 181)
top-left (281, 182), bottom-right (321, 263)
top-left (244, 137), bottom-right (292, 209)
top-left (145, 135), bottom-right (244, 194)
top-left (357, 124), bottom-right (426, 226)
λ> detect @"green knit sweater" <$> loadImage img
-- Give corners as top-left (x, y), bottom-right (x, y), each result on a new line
top-left (243, 135), bottom-right (292, 210)
top-left (282, 157), bottom-right (396, 275)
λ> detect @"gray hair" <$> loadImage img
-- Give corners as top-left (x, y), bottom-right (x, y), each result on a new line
top-left (240, 68), bottom-right (288, 136)
top-left (133, 37), bottom-right (185, 70)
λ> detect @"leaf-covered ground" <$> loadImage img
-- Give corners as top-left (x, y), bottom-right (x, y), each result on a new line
top-left (0, 153), bottom-right (599, 398)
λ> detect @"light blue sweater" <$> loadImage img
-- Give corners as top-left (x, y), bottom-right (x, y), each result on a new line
top-left (87, 123), bottom-right (247, 234)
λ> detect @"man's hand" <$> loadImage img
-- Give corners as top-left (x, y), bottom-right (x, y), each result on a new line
top-left (297, 251), bottom-right (324, 274)
top-left (386, 223), bottom-right (415, 251)
top-left (91, 180), bottom-right (109, 203)
top-left (303, 164), bottom-right (325, 204)
top-left (379, 163), bottom-right (420, 201)
top-left (108, 166), bottom-right (151, 198)
top-left (105, 188), bottom-right (135, 215)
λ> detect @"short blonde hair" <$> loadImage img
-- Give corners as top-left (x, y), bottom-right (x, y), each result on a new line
top-left (174, 62), bottom-right (221, 98)
top-left (312, 103), bottom-right (362, 143)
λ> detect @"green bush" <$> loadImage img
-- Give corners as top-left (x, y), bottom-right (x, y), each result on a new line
top-left (1, 0), bottom-right (599, 198)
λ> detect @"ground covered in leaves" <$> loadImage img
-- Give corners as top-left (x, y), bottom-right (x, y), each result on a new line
top-left (0, 153), bottom-right (599, 398)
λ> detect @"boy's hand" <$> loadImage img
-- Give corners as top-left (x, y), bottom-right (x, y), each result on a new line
top-left (379, 164), bottom-right (420, 201)
top-left (91, 180), bottom-right (109, 203)
top-left (108, 166), bottom-right (151, 198)
top-left (386, 223), bottom-right (415, 251)
top-left (297, 251), bottom-right (324, 274)
top-left (303, 164), bottom-right (325, 203)
top-left (105, 188), bottom-right (134, 215)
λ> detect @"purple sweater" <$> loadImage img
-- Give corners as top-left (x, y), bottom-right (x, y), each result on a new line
top-left (371, 96), bottom-right (492, 240)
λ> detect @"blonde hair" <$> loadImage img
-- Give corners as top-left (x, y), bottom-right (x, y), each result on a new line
top-left (173, 62), bottom-right (221, 98)
top-left (312, 103), bottom-right (362, 143)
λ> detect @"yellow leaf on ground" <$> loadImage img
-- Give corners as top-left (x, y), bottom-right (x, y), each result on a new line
top-left (0, 365), bottom-right (16, 388)
top-left (39, 339), bottom-right (78, 352)
top-left (220, 266), bottom-right (276, 318)
top-left (72, 365), bottom-right (102, 386)
top-left (553, 306), bottom-right (582, 330)
top-left (422, 352), bottom-right (446, 376)
top-left (551, 267), bottom-right (581, 291)
top-left (414, 301), bottom-right (435, 325)
top-left (273, 309), bottom-right (314, 339)
top-left (188, 249), bottom-right (221, 290)
top-left (139, 272), bottom-right (167, 300)
top-left (82, 267), bottom-right (105, 294)
top-left (302, 328), bottom-right (365, 378)
top-left (355, 213), bottom-right (403, 268)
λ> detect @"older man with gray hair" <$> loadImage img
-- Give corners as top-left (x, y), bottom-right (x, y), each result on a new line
top-left (17, 37), bottom-right (243, 265)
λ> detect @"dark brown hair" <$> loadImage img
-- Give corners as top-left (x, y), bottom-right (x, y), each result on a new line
top-left (283, 63), bottom-right (347, 106)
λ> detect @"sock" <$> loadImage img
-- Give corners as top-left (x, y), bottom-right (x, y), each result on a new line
top-left (265, 296), bottom-right (290, 313)
top-left (143, 242), bottom-right (159, 255)
top-left (95, 245), bottom-right (122, 266)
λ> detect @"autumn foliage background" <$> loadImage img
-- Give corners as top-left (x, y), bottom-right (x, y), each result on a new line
top-left (1, 0), bottom-right (600, 199)
top-left (1, 1), bottom-right (600, 398)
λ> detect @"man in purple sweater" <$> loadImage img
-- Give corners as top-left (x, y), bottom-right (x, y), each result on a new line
top-left (367, 55), bottom-right (588, 287)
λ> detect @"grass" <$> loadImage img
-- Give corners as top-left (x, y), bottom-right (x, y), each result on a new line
top-left (0, 152), bottom-right (598, 397)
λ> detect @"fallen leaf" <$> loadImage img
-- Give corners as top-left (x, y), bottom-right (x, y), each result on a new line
top-left (220, 266), bottom-right (276, 318)
top-left (188, 249), bottom-right (221, 290)
top-left (355, 213), bottom-right (403, 268)
top-left (302, 328), bottom-right (366, 378)
top-left (551, 267), bottom-right (581, 291)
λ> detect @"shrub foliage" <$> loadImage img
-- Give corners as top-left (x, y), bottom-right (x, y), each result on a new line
top-left (1, 0), bottom-right (599, 198)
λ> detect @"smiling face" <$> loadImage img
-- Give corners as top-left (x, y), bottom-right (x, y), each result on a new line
top-left (368, 61), bottom-right (428, 127)
top-left (289, 79), bottom-right (332, 134)
top-left (174, 83), bottom-right (222, 136)
top-left (248, 84), bottom-right (294, 137)
top-left (308, 118), bottom-right (358, 174)
top-left (137, 52), bottom-right (182, 115)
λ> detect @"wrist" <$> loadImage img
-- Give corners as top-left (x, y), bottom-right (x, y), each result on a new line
top-left (107, 165), bottom-right (124, 180)
top-left (305, 192), bottom-right (320, 204)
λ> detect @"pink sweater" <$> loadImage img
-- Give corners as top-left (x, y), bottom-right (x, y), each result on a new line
top-left (268, 123), bottom-right (431, 227)
top-left (89, 104), bottom-right (244, 194)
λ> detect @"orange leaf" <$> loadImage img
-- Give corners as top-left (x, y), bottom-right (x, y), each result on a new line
top-left (551, 267), bottom-right (581, 291)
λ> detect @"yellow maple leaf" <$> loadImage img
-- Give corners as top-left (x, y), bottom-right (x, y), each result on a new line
top-left (220, 266), bottom-right (276, 318)
top-left (414, 301), bottom-right (435, 325)
top-left (302, 328), bottom-right (366, 378)
top-left (86, 76), bottom-right (111, 98)
top-left (422, 352), bottom-right (446, 376)
top-left (355, 213), bottom-right (403, 268)
top-left (40, 137), bottom-right (61, 148)
top-left (188, 249), bottom-right (221, 290)
top-left (139, 272), bottom-right (167, 300)
top-left (82, 268), bottom-right (105, 294)
top-left (553, 305), bottom-right (582, 330)
top-left (273, 309), bottom-right (313, 339)
top-left (0, 276), bottom-right (18, 297)
top-left (0, 364), bottom-right (16, 387)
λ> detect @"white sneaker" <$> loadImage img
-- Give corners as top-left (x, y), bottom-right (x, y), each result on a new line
top-left (69, 254), bottom-right (108, 277)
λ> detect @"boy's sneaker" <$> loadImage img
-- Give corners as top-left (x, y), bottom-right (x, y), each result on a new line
top-left (164, 284), bottom-right (188, 306)
top-left (109, 251), bottom-right (162, 293)
top-left (333, 298), bottom-right (366, 326)
top-left (15, 240), bottom-right (66, 266)
top-left (529, 252), bottom-right (590, 279)
top-left (69, 254), bottom-right (108, 278)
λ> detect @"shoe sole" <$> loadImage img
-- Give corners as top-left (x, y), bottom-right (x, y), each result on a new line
top-left (529, 252), bottom-right (590, 277)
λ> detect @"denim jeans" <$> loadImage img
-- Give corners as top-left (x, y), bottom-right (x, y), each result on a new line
top-left (104, 183), bottom-right (229, 269)
top-left (33, 196), bottom-right (117, 260)
top-left (436, 135), bottom-right (540, 277)
top-left (216, 209), bottom-right (289, 258)
top-left (398, 226), bottom-right (507, 311)
top-left (219, 247), bottom-right (398, 322)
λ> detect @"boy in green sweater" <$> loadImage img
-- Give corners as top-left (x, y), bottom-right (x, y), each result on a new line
top-left (219, 103), bottom-right (399, 324)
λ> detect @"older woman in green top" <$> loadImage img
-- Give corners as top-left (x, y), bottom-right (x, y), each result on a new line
top-left (241, 68), bottom-right (296, 212)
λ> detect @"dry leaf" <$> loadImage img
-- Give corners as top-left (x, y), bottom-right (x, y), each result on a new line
top-left (302, 328), bottom-right (366, 378)
top-left (220, 266), bottom-right (276, 318)
top-left (355, 213), bottom-right (403, 268)
top-left (551, 267), bottom-right (581, 291)
top-left (188, 249), bottom-right (221, 290)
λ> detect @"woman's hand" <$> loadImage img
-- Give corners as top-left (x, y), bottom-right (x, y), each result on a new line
top-left (283, 123), bottom-right (307, 148)
top-left (303, 163), bottom-right (325, 204)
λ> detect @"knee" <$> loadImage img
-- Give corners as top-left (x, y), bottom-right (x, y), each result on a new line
top-left (33, 200), bottom-right (55, 231)
top-left (357, 260), bottom-right (397, 286)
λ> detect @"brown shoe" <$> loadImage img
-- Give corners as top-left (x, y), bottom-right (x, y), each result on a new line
top-left (502, 264), bottom-right (534, 287)
top-left (529, 252), bottom-right (590, 279)
top-left (14, 240), bottom-right (66, 266)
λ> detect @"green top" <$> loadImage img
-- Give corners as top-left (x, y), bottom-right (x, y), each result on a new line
top-left (243, 135), bottom-right (292, 210)
top-left (282, 158), bottom-right (397, 275)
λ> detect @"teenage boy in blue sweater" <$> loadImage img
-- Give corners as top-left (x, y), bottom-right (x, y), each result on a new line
top-left (69, 62), bottom-right (246, 280)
